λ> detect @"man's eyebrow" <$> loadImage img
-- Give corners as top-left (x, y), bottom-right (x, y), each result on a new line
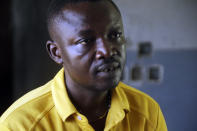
top-left (109, 24), bottom-right (122, 31)
top-left (78, 29), bottom-right (95, 36)
top-left (110, 19), bottom-right (122, 29)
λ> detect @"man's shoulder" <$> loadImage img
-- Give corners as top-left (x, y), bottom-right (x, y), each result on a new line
top-left (117, 82), bottom-right (160, 123)
top-left (0, 81), bottom-right (54, 129)
top-left (118, 82), bottom-right (158, 104)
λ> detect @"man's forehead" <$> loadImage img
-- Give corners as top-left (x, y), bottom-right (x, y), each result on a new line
top-left (60, 10), bottom-right (84, 26)
top-left (55, 1), bottom-right (121, 27)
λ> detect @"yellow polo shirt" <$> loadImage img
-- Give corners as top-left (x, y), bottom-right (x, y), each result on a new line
top-left (0, 68), bottom-right (167, 131)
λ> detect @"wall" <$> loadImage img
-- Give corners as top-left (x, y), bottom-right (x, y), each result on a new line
top-left (12, 0), bottom-right (60, 100)
top-left (114, 0), bottom-right (197, 50)
top-left (0, 1), bottom-right (13, 114)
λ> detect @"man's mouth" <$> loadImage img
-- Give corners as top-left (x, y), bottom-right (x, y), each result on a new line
top-left (97, 62), bottom-right (120, 73)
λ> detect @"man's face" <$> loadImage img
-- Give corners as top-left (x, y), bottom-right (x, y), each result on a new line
top-left (49, 1), bottom-right (126, 91)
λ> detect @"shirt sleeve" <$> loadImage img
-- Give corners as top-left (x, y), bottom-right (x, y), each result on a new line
top-left (155, 106), bottom-right (168, 131)
top-left (0, 124), bottom-right (11, 131)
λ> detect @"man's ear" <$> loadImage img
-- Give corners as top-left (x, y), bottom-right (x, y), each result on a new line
top-left (46, 40), bottom-right (63, 65)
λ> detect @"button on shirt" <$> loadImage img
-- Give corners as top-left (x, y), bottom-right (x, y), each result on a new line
top-left (0, 68), bottom-right (167, 131)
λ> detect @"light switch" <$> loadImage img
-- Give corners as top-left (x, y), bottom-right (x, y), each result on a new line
top-left (138, 42), bottom-right (152, 57)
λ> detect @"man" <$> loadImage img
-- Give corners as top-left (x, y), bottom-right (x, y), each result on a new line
top-left (0, 0), bottom-right (167, 130)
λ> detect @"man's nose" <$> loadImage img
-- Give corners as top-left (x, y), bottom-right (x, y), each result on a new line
top-left (95, 38), bottom-right (117, 60)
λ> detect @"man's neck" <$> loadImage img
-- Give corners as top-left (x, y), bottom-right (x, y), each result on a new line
top-left (67, 83), bottom-right (109, 113)
top-left (65, 75), bottom-right (111, 115)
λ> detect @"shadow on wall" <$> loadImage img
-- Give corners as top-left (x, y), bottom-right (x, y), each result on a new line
top-left (12, 0), bottom-right (60, 101)
top-left (0, 1), bottom-right (13, 114)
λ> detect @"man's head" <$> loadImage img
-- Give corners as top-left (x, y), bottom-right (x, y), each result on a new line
top-left (46, 0), bottom-right (126, 92)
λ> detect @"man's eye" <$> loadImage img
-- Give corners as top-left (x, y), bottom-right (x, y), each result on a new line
top-left (77, 39), bottom-right (90, 45)
top-left (110, 32), bottom-right (122, 39)
top-left (79, 41), bottom-right (87, 45)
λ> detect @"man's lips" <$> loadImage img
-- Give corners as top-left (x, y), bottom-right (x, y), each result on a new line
top-left (96, 62), bottom-right (120, 73)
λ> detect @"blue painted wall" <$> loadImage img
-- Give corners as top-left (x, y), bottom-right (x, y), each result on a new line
top-left (124, 50), bottom-right (197, 131)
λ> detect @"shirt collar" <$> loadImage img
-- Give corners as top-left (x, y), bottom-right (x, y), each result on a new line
top-left (111, 82), bottom-right (130, 113)
top-left (51, 68), bottom-right (130, 121)
top-left (51, 68), bottom-right (77, 121)
top-left (104, 82), bottom-right (131, 130)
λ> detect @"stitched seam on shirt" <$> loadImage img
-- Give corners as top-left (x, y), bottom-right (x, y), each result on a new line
top-left (2, 92), bottom-right (52, 122)
top-left (1, 86), bottom-right (52, 122)
top-left (29, 104), bottom-right (55, 131)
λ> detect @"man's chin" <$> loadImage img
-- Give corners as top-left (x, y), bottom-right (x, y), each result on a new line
top-left (94, 79), bottom-right (120, 92)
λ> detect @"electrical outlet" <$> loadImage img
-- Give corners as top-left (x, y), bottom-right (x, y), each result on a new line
top-left (148, 65), bottom-right (164, 83)
top-left (138, 42), bottom-right (152, 57)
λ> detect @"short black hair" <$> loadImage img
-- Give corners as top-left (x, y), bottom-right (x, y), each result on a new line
top-left (46, 0), bottom-right (120, 30)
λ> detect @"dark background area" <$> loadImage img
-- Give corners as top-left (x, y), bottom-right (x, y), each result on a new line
top-left (0, 0), bottom-right (59, 114)
top-left (0, 1), bottom-right (13, 114)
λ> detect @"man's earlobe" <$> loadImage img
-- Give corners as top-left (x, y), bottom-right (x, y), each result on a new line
top-left (46, 40), bottom-right (63, 65)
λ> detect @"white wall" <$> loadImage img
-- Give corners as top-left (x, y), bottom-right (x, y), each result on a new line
top-left (114, 0), bottom-right (197, 50)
